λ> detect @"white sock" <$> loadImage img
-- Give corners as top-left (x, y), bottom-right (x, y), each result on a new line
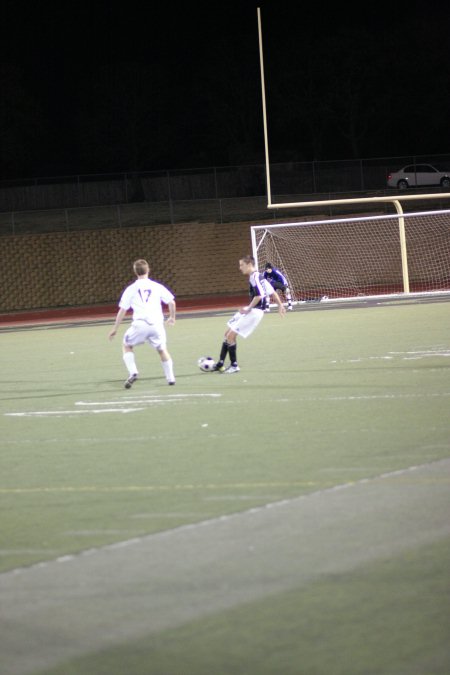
top-left (123, 351), bottom-right (138, 376)
top-left (162, 358), bottom-right (175, 383)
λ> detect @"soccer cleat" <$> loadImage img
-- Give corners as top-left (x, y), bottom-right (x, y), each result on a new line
top-left (213, 362), bottom-right (225, 372)
top-left (168, 380), bottom-right (175, 385)
top-left (225, 364), bottom-right (240, 373)
top-left (124, 373), bottom-right (138, 389)
top-left (288, 305), bottom-right (293, 311)
top-left (265, 307), bottom-right (271, 313)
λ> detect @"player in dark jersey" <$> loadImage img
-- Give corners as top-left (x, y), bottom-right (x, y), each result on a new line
top-left (213, 255), bottom-right (285, 373)
top-left (263, 263), bottom-right (293, 311)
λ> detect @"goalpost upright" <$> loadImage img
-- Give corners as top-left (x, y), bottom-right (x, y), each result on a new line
top-left (255, 7), bottom-right (450, 301)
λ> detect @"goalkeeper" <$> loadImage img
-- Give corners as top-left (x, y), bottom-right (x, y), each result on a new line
top-left (263, 263), bottom-right (293, 311)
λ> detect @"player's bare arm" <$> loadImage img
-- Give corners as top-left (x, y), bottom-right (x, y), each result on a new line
top-left (240, 295), bottom-right (262, 314)
top-left (166, 300), bottom-right (176, 325)
top-left (108, 307), bottom-right (127, 339)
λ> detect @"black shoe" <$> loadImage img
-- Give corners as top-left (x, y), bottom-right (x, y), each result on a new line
top-left (124, 373), bottom-right (138, 389)
top-left (213, 362), bottom-right (225, 372)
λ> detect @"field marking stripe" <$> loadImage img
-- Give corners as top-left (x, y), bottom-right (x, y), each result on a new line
top-left (1, 458), bottom-right (449, 570)
top-left (0, 481), bottom-right (321, 494)
top-left (4, 391), bottom-right (450, 418)
top-left (119, 393), bottom-right (222, 400)
top-left (75, 396), bottom-right (221, 406)
top-left (1, 458), bottom-right (449, 675)
top-left (3, 393), bottom-right (223, 417)
top-left (6, 409), bottom-right (143, 416)
top-left (320, 392), bottom-right (450, 401)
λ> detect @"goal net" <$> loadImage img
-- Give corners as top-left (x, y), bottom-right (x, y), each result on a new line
top-left (251, 209), bottom-right (450, 301)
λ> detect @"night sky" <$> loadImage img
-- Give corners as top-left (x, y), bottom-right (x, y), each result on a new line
top-left (2, 1), bottom-right (450, 180)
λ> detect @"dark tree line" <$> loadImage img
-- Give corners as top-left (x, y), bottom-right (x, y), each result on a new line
top-left (1, 7), bottom-right (449, 180)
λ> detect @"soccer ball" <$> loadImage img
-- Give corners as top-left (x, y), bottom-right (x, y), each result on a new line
top-left (198, 356), bottom-right (216, 372)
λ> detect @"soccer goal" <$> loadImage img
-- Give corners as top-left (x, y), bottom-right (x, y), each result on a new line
top-left (251, 209), bottom-right (450, 301)
top-left (255, 8), bottom-right (450, 302)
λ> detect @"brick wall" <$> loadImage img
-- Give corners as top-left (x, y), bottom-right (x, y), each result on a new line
top-left (0, 221), bottom-right (254, 312)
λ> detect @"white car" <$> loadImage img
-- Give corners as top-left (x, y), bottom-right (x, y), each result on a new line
top-left (387, 163), bottom-right (450, 190)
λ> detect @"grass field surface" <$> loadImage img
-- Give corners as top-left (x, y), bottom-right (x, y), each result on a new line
top-left (1, 297), bottom-right (449, 674)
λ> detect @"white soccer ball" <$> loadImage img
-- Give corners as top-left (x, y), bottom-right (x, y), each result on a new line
top-left (198, 356), bottom-right (216, 372)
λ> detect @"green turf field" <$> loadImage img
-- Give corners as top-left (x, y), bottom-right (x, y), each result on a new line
top-left (1, 298), bottom-right (449, 675)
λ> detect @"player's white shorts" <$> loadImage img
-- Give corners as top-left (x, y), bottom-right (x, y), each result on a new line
top-left (123, 319), bottom-right (167, 350)
top-left (227, 308), bottom-right (264, 338)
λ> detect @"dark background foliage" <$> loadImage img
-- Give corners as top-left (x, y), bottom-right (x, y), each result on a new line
top-left (1, 1), bottom-right (449, 179)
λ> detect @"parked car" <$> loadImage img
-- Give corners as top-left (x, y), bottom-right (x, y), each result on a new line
top-left (387, 164), bottom-right (450, 190)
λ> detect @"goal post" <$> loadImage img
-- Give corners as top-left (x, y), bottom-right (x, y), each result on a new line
top-left (255, 7), bottom-right (450, 303)
top-left (251, 209), bottom-right (450, 302)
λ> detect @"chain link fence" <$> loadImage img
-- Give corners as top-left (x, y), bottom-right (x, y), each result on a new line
top-left (1, 154), bottom-right (450, 235)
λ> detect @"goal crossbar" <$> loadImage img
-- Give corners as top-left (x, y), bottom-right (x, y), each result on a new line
top-left (266, 193), bottom-right (450, 209)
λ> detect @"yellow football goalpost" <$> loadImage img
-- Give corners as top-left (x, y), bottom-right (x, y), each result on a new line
top-left (255, 8), bottom-right (450, 301)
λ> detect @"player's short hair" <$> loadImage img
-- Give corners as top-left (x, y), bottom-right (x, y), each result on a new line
top-left (133, 259), bottom-right (149, 276)
top-left (265, 262), bottom-right (272, 269)
top-left (240, 255), bottom-right (255, 265)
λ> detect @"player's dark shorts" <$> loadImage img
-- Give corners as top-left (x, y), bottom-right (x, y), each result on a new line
top-left (271, 281), bottom-right (287, 292)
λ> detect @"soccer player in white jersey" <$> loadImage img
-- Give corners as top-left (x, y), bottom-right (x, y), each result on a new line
top-left (108, 259), bottom-right (176, 387)
top-left (214, 255), bottom-right (285, 373)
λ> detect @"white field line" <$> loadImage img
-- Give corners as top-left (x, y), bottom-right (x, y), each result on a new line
top-left (2, 457), bottom-right (449, 577)
top-left (314, 392), bottom-right (450, 401)
top-left (4, 391), bottom-right (450, 417)
top-left (5, 408), bottom-right (146, 417)
top-left (271, 392), bottom-right (450, 403)
top-left (332, 347), bottom-right (450, 364)
top-left (124, 394), bottom-right (222, 399)
top-left (75, 393), bottom-right (222, 406)
top-left (4, 393), bottom-right (222, 418)
top-left (0, 482), bottom-right (320, 495)
top-left (390, 349), bottom-right (450, 359)
top-left (2, 458), bottom-right (449, 675)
